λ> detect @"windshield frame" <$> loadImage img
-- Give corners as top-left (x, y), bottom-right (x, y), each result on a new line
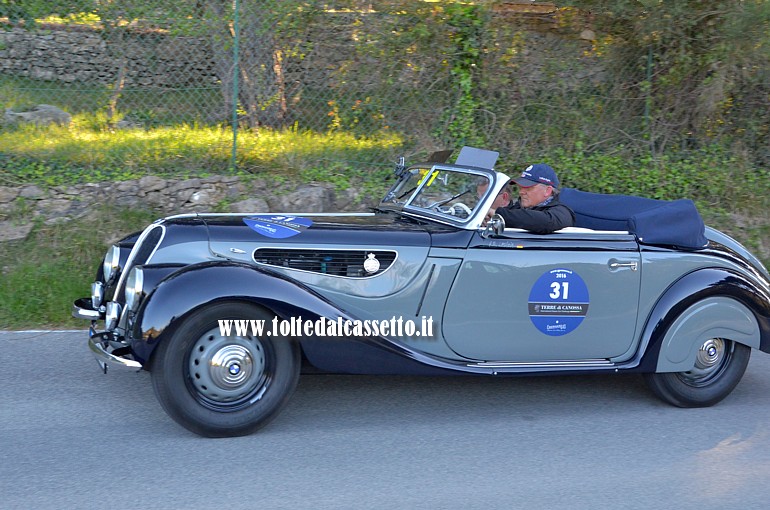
top-left (379, 163), bottom-right (502, 229)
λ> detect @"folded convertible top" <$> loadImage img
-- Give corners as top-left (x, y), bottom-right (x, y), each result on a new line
top-left (560, 188), bottom-right (708, 250)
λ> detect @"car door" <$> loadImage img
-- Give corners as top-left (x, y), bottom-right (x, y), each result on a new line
top-left (442, 229), bottom-right (642, 362)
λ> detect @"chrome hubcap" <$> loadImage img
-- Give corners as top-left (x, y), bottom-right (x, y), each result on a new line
top-left (696, 338), bottom-right (723, 369)
top-left (695, 338), bottom-right (725, 370)
top-left (210, 345), bottom-right (253, 388)
top-left (679, 338), bottom-right (728, 384)
top-left (189, 329), bottom-right (266, 403)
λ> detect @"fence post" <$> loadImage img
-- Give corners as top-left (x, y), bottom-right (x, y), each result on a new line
top-left (645, 44), bottom-right (654, 158)
top-left (231, 0), bottom-right (241, 172)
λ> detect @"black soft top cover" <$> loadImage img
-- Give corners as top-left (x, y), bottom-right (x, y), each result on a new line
top-left (560, 188), bottom-right (708, 250)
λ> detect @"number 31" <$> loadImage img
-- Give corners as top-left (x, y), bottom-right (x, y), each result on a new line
top-left (550, 281), bottom-right (570, 300)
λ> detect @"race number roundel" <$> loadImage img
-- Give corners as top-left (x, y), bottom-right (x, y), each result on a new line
top-left (243, 215), bottom-right (313, 239)
top-left (528, 268), bottom-right (589, 336)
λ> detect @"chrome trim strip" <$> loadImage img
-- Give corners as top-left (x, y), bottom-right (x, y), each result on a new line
top-left (112, 224), bottom-right (166, 333)
top-left (114, 223), bottom-right (166, 304)
top-left (144, 226), bottom-right (166, 265)
top-left (469, 359), bottom-right (613, 369)
top-left (163, 212), bottom-right (377, 220)
top-left (88, 336), bottom-right (143, 371)
top-left (503, 227), bottom-right (631, 235)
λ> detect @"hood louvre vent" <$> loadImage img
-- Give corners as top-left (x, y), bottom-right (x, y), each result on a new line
top-left (253, 249), bottom-right (396, 278)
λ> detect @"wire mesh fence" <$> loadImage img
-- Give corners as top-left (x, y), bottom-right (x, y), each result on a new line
top-left (1, 1), bottom-right (768, 184)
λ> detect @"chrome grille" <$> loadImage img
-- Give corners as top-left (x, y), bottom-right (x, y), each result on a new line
top-left (113, 223), bottom-right (166, 305)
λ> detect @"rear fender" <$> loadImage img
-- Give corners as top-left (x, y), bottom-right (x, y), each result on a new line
top-left (654, 296), bottom-right (759, 372)
top-left (638, 268), bottom-right (770, 373)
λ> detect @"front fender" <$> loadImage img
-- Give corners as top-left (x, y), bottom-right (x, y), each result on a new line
top-left (637, 268), bottom-right (770, 373)
top-left (130, 261), bottom-right (351, 364)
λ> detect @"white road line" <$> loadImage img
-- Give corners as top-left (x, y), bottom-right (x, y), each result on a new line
top-left (1, 330), bottom-right (88, 333)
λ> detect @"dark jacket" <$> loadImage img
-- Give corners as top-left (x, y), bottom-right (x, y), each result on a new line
top-left (495, 195), bottom-right (575, 234)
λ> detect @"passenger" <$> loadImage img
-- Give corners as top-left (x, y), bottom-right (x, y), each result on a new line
top-left (485, 163), bottom-right (575, 234)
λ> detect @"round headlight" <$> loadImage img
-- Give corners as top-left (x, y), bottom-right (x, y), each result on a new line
top-left (125, 267), bottom-right (144, 311)
top-left (102, 245), bottom-right (121, 281)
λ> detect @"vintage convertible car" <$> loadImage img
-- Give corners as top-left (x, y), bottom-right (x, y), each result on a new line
top-left (72, 147), bottom-right (770, 437)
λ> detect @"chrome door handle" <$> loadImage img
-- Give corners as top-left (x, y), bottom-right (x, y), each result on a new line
top-left (609, 259), bottom-right (638, 271)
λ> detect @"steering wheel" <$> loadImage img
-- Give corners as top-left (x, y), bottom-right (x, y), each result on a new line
top-left (449, 202), bottom-right (472, 218)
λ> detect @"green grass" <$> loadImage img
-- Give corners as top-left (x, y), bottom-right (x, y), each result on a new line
top-left (0, 208), bottom-right (159, 329)
top-left (1, 75), bottom-right (222, 125)
top-left (0, 122), bottom-right (403, 187)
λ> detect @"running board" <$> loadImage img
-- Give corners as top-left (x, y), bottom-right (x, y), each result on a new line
top-left (468, 359), bottom-right (613, 370)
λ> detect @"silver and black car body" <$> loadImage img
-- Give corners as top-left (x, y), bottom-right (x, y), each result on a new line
top-left (73, 147), bottom-right (770, 437)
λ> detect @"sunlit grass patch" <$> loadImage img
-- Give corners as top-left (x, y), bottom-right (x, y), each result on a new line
top-left (0, 122), bottom-right (404, 186)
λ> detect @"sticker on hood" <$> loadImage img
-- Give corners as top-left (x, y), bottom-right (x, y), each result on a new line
top-left (243, 215), bottom-right (313, 239)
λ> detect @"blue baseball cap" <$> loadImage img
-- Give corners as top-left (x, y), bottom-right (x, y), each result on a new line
top-left (512, 163), bottom-right (559, 188)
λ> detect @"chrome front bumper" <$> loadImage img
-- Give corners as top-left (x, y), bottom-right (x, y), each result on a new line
top-left (73, 297), bottom-right (143, 373)
top-left (88, 330), bottom-right (143, 372)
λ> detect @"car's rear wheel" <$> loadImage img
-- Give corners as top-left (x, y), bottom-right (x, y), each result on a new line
top-left (151, 302), bottom-right (300, 437)
top-left (644, 338), bottom-right (750, 407)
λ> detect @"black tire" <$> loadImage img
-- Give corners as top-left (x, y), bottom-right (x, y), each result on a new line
top-left (151, 302), bottom-right (300, 437)
top-left (644, 338), bottom-right (750, 408)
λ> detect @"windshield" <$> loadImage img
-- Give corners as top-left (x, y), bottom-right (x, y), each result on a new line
top-left (381, 165), bottom-right (493, 221)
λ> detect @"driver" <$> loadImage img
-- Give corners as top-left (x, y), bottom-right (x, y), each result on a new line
top-left (485, 163), bottom-right (575, 234)
top-left (477, 180), bottom-right (513, 210)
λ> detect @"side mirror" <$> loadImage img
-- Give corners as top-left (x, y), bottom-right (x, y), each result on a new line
top-left (482, 214), bottom-right (505, 238)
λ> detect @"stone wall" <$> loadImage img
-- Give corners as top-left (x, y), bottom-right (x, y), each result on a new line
top-left (0, 15), bottom-right (361, 89)
top-left (0, 7), bottom-right (576, 89)
top-left (0, 24), bottom-right (217, 86)
top-left (0, 176), bottom-right (378, 242)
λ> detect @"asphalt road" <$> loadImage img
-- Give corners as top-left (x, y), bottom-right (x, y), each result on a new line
top-left (2, 330), bottom-right (770, 510)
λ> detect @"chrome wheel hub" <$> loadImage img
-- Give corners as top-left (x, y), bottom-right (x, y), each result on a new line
top-left (694, 338), bottom-right (724, 370)
top-left (189, 329), bottom-right (266, 403)
top-left (679, 338), bottom-right (728, 385)
top-left (211, 345), bottom-right (253, 388)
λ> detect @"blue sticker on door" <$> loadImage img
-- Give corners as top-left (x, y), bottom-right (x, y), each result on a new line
top-left (528, 268), bottom-right (589, 336)
top-left (243, 215), bottom-right (313, 239)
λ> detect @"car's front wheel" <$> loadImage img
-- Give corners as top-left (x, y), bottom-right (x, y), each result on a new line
top-left (644, 338), bottom-right (750, 407)
top-left (151, 302), bottom-right (300, 437)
